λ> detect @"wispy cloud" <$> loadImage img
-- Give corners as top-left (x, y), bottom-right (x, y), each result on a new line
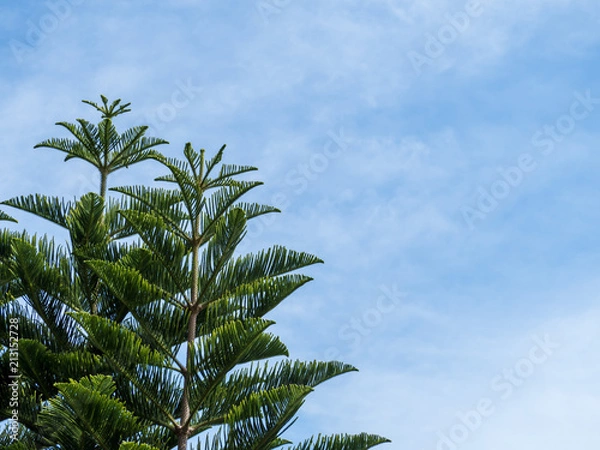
top-left (2, 0), bottom-right (600, 447)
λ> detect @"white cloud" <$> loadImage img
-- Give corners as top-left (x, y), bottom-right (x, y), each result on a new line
top-left (2, 1), bottom-right (600, 447)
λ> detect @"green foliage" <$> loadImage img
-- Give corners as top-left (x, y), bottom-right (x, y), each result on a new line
top-left (0, 97), bottom-right (390, 450)
top-left (0, 211), bottom-right (17, 223)
top-left (38, 375), bottom-right (143, 449)
top-left (290, 433), bottom-right (392, 450)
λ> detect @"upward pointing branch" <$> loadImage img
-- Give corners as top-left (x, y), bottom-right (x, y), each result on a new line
top-left (82, 95), bottom-right (131, 119)
top-left (34, 96), bottom-right (168, 199)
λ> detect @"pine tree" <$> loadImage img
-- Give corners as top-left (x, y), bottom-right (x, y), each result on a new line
top-left (1, 96), bottom-right (168, 447)
top-left (0, 97), bottom-right (390, 450)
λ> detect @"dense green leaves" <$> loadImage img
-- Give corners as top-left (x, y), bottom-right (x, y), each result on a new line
top-left (0, 98), bottom-right (390, 450)
top-left (224, 384), bottom-right (312, 450)
top-left (38, 375), bottom-right (143, 450)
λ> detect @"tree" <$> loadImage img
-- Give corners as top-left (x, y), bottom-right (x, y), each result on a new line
top-left (1, 96), bottom-right (169, 448)
top-left (0, 97), bottom-right (390, 449)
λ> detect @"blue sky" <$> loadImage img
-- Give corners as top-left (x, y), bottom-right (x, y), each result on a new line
top-left (2, 0), bottom-right (600, 448)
